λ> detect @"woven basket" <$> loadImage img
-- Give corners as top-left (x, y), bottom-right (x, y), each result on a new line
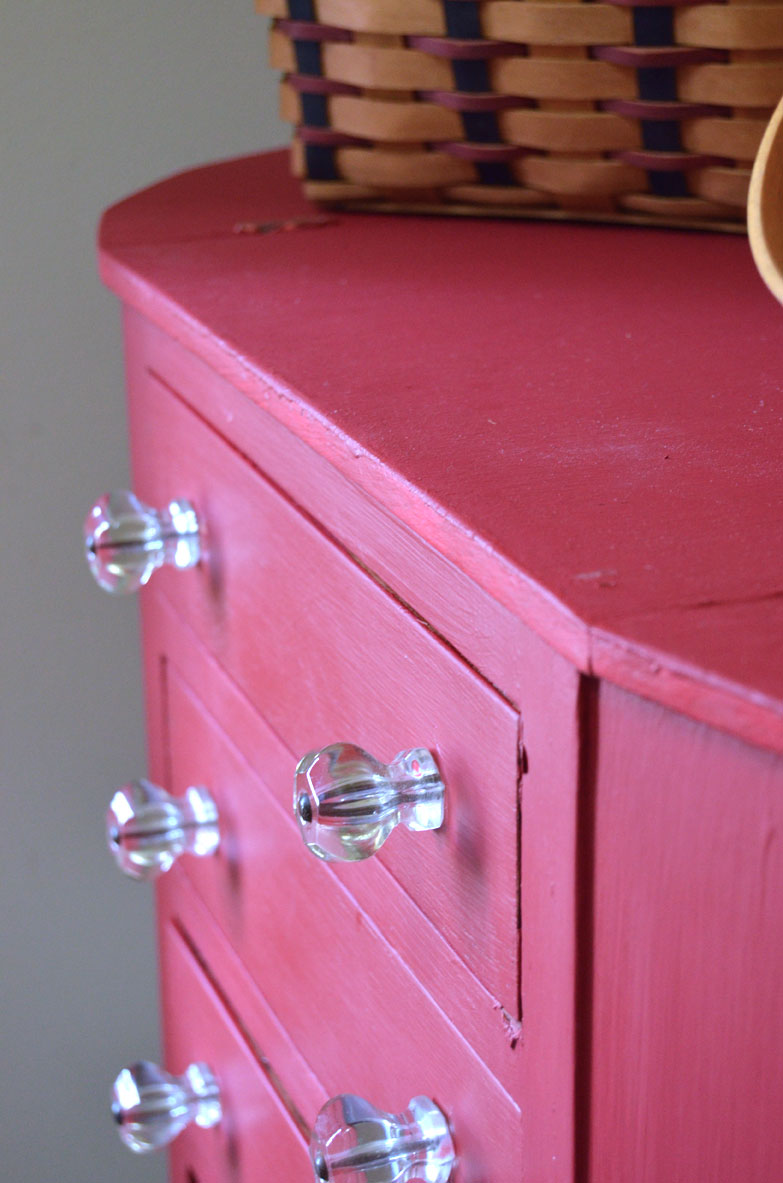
top-left (257, 0), bottom-right (783, 230)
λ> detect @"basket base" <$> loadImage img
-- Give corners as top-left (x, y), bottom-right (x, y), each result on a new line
top-left (306, 193), bottom-right (747, 235)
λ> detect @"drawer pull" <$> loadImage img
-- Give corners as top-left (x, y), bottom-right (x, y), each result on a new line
top-left (310, 1093), bottom-right (455, 1183)
top-left (84, 490), bottom-right (200, 593)
top-left (107, 779), bottom-right (219, 880)
top-left (112, 1060), bottom-right (221, 1154)
top-left (294, 743), bottom-right (445, 863)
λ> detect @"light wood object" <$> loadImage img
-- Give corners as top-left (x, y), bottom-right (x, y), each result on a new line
top-left (749, 94), bottom-right (783, 306)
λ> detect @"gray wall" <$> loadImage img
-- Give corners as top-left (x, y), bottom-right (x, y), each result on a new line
top-left (1, 6), bottom-right (284, 1179)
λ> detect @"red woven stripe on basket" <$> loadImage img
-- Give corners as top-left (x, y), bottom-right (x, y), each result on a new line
top-left (419, 90), bottom-right (531, 112)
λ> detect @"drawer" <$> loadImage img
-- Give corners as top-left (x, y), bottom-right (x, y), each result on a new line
top-left (156, 759), bottom-right (524, 1183)
top-left (129, 359), bottom-right (521, 1010)
top-left (158, 921), bottom-right (309, 1183)
top-left (143, 588), bottom-right (519, 1091)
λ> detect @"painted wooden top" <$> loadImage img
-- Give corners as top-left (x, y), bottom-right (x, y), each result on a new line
top-left (99, 151), bottom-right (783, 753)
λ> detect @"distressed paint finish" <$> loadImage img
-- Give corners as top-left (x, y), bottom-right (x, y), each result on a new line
top-left (158, 880), bottom-right (329, 1132)
top-left (128, 364), bottom-right (521, 1008)
top-left (97, 153), bottom-right (783, 1183)
top-left (159, 922), bottom-right (310, 1183)
top-left (101, 152), bottom-right (783, 751)
top-left (590, 682), bottom-right (783, 1182)
top-left (143, 589), bottom-right (520, 1092)
top-left (150, 604), bottom-right (524, 1182)
top-left (141, 573), bottom-right (582, 1180)
top-left (125, 309), bottom-right (586, 707)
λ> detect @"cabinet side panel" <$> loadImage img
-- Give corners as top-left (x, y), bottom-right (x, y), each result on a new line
top-left (519, 649), bottom-right (583, 1183)
top-left (590, 682), bottom-right (783, 1182)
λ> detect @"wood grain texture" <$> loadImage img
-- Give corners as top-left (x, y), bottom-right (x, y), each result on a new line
top-left (592, 597), bottom-right (783, 748)
top-left (100, 152), bottom-right (783, 753)
top-left (158, 878), bottom-right (329, 1134)
top-left (128, 356), bottom-right (521, 1009)
top-left (143, 587), bottom-right (521, 1093)
top-left (129, 310), bottom-right (589, 695)
top-left (152, 628), bottom-right (524, 1182)
top-left (141, 565), bottom-right (583, 1179)
top-left (589, 682), bottom-right (783, 1182)
top-left (159, 922), bottom-right (311, 1183)
top-left (517, 654), bottom-right (584, 1183)
top-left (258, 1), bottom-right (777, 222)
top-left (104, 153), bottom-right (783, 1183)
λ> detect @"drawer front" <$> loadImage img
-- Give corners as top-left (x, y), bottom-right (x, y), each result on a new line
top-left (162, 874), bottom-right (523, 1183)
top-left (157, 742), bottom-right (523, 1183)
top-left (160, 922), bottom-right (309, 1183)
top-left (146, 608), bottom-right (524, 1178)
top-left (144, 588), bottom-right (521, 1094)
top-left (130, 360), bottom-right (521, 1009)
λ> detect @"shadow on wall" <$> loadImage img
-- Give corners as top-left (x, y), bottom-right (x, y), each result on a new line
top-left (0, 4), bottom-right (284, 1181)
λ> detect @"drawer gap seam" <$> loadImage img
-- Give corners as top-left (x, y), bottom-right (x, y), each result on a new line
top-left (171, 916), bottom-right (314, 1142)
top-left (573, 673), bottom-right (599, 1183)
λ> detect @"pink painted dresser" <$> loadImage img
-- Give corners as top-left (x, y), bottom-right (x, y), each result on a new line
top-left (91, 151), bottom-right (783, 1183)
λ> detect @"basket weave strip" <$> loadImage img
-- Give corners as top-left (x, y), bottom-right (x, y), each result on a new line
top-left (261, 0), bottom-right (783, 43)
top-left (259, 0), bottom-right (783, 229)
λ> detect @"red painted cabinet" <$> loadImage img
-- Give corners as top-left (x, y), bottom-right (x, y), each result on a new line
top-left (158, 919), bottom-right (312, 1183)
top-left (589, 685), bottom-right (783, 1181)
top-left (96, 152), bottom-right (783, 1182)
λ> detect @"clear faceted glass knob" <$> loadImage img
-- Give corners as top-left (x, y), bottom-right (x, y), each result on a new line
top-left (84, 489), bottom-right (200, 594)
top-left (310, 1094), bottom-right (456, 1183)
top-left (112, 1060), bottom-right (221, 1154)
top-left (294, 743), bottom-right (445, 863)
top-left (108, 779), bottom-right (219, 880)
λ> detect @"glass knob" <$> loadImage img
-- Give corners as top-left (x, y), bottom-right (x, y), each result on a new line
top-left (112, 1060), bottom-right (221, 1154)
top-left (310, 1094), bottom-right (456, 1183)
top-left (84, 489), bottom-right (200, 594)
top-left (108, 778), bottom-right (219, 880)
top-left (294, 743), bottom-right (445, 863)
